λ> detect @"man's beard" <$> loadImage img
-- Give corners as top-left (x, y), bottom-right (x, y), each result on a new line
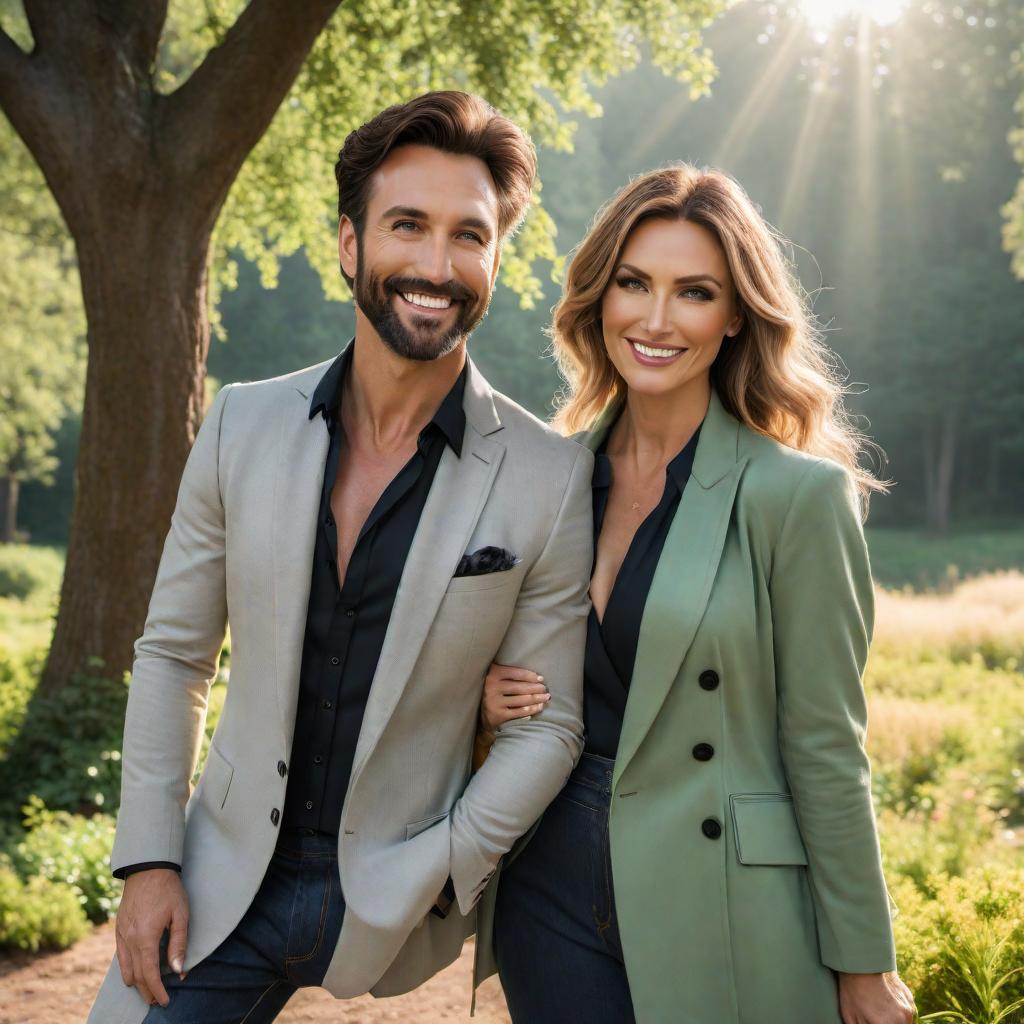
top-left (354, 265), bottom-right (490, 362)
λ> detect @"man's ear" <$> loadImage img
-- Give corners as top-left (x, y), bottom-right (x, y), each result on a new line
top-left (489, 244), bottom-right (502, 291)
top-left (339, 215), bottom-right (358, 282)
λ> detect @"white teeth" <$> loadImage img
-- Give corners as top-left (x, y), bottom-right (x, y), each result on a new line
top-left (401, 292), bottom-right (452, 310)
top-left (631, 341), bottom-right (681, 359)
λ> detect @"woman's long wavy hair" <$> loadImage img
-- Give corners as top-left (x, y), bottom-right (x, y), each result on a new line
top-left (551, 164), bottom-right (887, 512)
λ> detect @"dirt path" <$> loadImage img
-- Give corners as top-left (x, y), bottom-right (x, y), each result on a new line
top-left (0, 924), bottom-right (511, 1024)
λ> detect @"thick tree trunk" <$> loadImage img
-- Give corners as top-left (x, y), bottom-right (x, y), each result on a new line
top-left (0, 476), bottom-right (19, 543)
top-left (0, 1), bottom-right (342, 695)
top-left (39, 204), bottom-right (214, 694)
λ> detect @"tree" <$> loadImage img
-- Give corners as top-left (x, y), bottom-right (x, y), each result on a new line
top-left (0, 0), bottom-right (724, 694)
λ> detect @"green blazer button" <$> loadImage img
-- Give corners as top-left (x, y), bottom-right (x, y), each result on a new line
top-left (701, 817), bottom-right (722, 839)
top-left (699, 669), bottom-right (720, 691)
top-left (693, 743), bottom-right (715, 761)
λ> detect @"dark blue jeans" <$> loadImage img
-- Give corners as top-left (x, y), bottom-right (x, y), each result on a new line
top-left (143, 828), bottom-right (344, 1024)
top-left (495, 752), bottom-right (636, 1024)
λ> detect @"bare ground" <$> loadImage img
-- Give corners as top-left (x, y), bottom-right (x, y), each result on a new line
top-left (0, 924), bottom-right (512, 1024)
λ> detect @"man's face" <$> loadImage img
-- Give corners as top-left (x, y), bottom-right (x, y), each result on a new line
top-left (339, 144), bottom-right (503, 361)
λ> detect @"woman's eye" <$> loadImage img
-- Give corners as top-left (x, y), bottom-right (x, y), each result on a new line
top-left (616, 276), bottom-right (645, 291)
top-left (682, 287), bottom-right (712, 300)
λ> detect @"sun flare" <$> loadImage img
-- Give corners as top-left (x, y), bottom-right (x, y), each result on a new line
top-left (796, 0), bottom-right (909, 28)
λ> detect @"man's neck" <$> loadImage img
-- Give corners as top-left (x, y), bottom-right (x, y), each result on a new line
top-left (343, 324), bottom-right (466, 454)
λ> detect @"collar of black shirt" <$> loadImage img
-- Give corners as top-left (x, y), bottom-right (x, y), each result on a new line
top-left (308, 339), bottom-right (467, 458)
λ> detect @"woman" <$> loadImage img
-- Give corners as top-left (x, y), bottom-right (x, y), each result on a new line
top-left (471, 166), bottom-right (915, 1024)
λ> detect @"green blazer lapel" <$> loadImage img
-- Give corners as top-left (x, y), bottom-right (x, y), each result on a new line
top-left (613, 389), bottom-right (749, 787)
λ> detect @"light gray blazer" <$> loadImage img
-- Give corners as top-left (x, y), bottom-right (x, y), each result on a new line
top-left (88, 356), bottom-right (593, 1023)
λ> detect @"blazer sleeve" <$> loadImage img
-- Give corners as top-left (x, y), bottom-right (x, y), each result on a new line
top-left (110, 385), bottom-right (233, 873)
top-left (447, 443), bottom-right (593, 915)
top-left (770, 458), bottom-right (897, 974)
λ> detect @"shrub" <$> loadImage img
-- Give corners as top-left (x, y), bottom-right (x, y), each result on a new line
top-left (0, 858), bottom-right (89, 952)
top-left (892, 867), bottom-right (1024, 1023)
top-left (0, 658), bottom-right (127, 820)
top-left (0, 545), bottom-right (63, 603)
top-left (11, 797), bottom-right (119, 923)
top-left (0, 649), bottom-right (42, 753)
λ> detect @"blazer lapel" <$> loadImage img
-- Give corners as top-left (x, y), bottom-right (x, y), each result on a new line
top-left (611, 389), bottom-right (749, 786)
top-left (271, 365), bottom-right (333, 749)
top-left (349, 358), bottom-right (505, 784)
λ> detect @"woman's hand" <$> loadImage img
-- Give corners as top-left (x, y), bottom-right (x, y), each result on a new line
top-left (838, 971), bottom-right (916, 1024)
top-left (479, 662), bottom-right (549, 736)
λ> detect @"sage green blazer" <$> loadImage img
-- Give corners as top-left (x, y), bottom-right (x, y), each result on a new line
top-left (474, 386), bottom-right (896, 1024)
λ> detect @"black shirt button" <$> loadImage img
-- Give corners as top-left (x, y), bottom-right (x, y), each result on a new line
top-left (326, 514), bottom-right (334, 526)
top-left (701, 817), bottom-right (722, 840)
top-left (305, 800), bottom-right (314, 810)
top-left (699, 669), bottom-right (720, 691)
top-left (345, 608), bottom-right (355, 618)
top-left (313, 755), bottom-right (322, 765)
top-left (321, 700), bottom-right (333, 710)
top-left (330, 656), bottom-right (340, 666)
top-left (277, 760), bottom-right (287, 777)
top-left (693, 743), bottom-right (715, 762)
top-left (270, 808), bottom-right (280, 826)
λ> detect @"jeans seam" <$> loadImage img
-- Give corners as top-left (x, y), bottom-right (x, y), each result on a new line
top-left (238, 979), bottom-right (285, 1024)
top-left (285, 863), bottom-right (332, 978)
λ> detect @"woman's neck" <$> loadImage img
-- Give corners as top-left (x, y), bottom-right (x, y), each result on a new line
top-left (607, 374), bottom-right (711, 474)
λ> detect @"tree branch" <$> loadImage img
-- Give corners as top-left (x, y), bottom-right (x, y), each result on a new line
top-left (163, 0), bottom-right (342, 210)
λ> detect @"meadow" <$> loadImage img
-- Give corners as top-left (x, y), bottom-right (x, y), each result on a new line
top-left (0, 538), bottom-right (1022, 1022)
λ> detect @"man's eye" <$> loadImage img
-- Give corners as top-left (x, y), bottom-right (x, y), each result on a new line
top-left (458, 231), bottom-right (484, 243)
top-left (394, 220), bottom-right (418, 231)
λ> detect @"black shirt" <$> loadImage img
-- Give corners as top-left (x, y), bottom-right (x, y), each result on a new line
top-left (583, 422), bottom-right (702, 759)
top-left (114, 343), bottom-right (466, 878)
top-left (282, 342), bottom-right (466, 834)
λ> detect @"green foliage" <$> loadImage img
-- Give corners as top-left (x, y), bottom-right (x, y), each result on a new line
top-left (0, 659), bottom-right (127, 820)
top-left (892, 869), bottom-right (1024, 1022)
top-left (0, 648), bottom-right (41, 751)
top-left (0, 858), bottom-right (89, 952)
top-left (0, 226), bottom-right (85, 500)
top-left (866, 527), bottom-right (1024, 591)
top-left (191, 0), bottom-right (725, 310)
top-left (0, 544), bottom-right (63, 602)
top-left (9, 797), bottom-right (118, 923)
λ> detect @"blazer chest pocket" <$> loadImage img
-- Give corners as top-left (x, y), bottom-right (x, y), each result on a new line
top-left (199, 743), bottom-right (234, 812)
top-left (729, 793), bottom-right (808, 866)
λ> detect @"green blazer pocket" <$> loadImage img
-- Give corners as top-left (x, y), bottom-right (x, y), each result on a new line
top-left (729, 793), bottom-right (809, 866)
top-left (405, 810), bottom-right (449, 841)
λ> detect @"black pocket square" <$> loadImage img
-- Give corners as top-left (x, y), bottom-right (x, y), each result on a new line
top-left (454, 546), bottom-right (520, 578)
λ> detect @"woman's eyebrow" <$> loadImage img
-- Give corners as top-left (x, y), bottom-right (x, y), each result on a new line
top-left (616, 262), bottom-right (722, 288)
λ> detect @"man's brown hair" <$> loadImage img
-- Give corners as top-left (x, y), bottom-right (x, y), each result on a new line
top-left (334, 90), bottom-right (536, 275)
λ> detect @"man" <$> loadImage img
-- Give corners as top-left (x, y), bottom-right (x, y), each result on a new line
top-left (88, 90), bottom-right (593, 1024)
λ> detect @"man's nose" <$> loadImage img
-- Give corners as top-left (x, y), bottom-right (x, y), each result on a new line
top-left (415, 235), bottom-right (453, 286)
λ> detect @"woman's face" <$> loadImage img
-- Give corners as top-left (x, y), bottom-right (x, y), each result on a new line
top-left (600, 217), bottom-right (743, 400)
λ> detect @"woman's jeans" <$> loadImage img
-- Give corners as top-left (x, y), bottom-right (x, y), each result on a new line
top-left (143, 827), bottom-right (344, 1024)
top-left (495, 752), bottom-right (636, 1024)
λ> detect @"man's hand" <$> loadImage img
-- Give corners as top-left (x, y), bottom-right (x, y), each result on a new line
top-left (838, 970), bottom-right (916, 1024)
top-left (115, 868), bottom-right (189, 1008)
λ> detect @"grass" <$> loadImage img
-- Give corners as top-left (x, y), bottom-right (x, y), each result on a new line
top-left (866, 526), bottom-right (1024, 590)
